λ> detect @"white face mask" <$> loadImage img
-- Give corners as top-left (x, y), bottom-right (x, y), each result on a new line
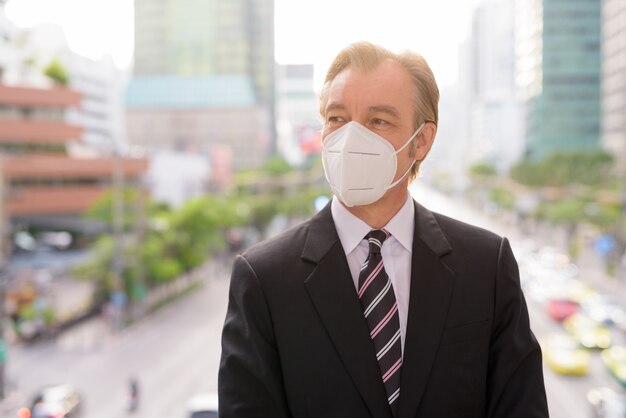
top-left (322, 121), bottom-right (425, 207)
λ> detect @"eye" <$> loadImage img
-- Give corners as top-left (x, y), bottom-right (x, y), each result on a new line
top-left (371, 118), bottom-right (388, 126)
top-left (326, 115), bottom-right (345, 124)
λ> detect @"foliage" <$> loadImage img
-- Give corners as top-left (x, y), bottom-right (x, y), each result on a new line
top-left (235, 156), bottom-right (293, 184)
top-left (43, 59), bottom-right (69, 86)
top-left (72, 235), bottom-right (116, 303)
top-left (84, 188), bottom-right (140, 231)
top-left (469, 162), bottom-right (497, 177)
top-left (233, 156), bottom-right (327, 234)
top-left (535, 198), bottom-right (586, 225)
top-left (74, 193), bottom-right (251, 301)
top-left (261, 156), bottom-right (293, 176)
top-left (167, 195), bottom-right (246, 270)
top-left (488, 187), bottom-right (515, 209)
top-left (74, 157), bottom-right (327, 306)
top-left (510, 150), bottom-right (614, 187)
top-left (584, 201), bottom-right (621, 229)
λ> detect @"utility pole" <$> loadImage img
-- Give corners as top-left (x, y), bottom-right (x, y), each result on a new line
top-left (132, 176), bottom-right (146, 321)
top-left (0, 156), bottom-right (7, 400)
top-left (111, 148), bottom-right (126, 330)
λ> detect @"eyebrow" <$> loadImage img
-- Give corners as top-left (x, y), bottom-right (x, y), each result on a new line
top-left (369, 105), bottom-right (401, 119)
top-left (325, 103), bottom-right (401, 119)
top-left (325, 102), bottom-right (346, 113)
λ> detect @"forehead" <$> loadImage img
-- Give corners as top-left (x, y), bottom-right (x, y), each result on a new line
top-left (325, 59), bottom-right (414, 116)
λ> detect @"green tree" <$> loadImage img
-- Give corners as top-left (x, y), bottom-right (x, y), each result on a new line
top-left (43, 59), bottom-right (69, 86)
top-left (469, 162), bottom-right (497, 178)
top-left (488, 187), bottom-right (515, 210)
top-left (167, 195), bottom-right (247, 270)
top-left (535, 198), bottom-right (587, 259)
top-left (262, 156), bottom-right (293, 176)
top-left (72, 235), bottom-right (116, 303)
top-left (510, 150), bottom-right (614, 187)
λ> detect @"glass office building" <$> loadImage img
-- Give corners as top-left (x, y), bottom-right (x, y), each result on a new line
top-left (602, 0), bottom-right (626, 164)
top-left (517, 0), bottom-right (601, 160)
top-left (129, 0), bottom-right (276, 170)
top-left (133, 0), bottom-right (274, 107)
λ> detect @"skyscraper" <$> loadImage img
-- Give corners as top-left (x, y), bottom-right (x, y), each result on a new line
top-left (602, 0), bottom-right (626, 165)
top-left (516, 0), bottom-right (602, 160)
top-left (465, 0), bottom-right (524, 172)
top-left (128, 0), bottom-right (275, 172)
top-left (133, 0), bottom-right (274, 106)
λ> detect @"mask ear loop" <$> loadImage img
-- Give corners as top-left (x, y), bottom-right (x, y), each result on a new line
top-left (386, 123), bottom-right (425, 189)
top-left (393, 123), bottom-right (425, 155)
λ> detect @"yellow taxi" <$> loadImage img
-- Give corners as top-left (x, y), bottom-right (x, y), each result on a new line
top-left (601, 346), bottom-right (626, 388)
top-left (563, 313), bottom-right (612, 349)
top-left (542, 333), bottom-right (590, 375)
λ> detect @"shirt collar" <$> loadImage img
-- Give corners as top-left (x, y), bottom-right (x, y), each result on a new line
top-left (331, 195), bottom-right (415, 255)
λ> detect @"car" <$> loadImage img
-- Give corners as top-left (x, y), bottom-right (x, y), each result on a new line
top-left (581, 294), bottom-right (626, 327)
top-left (546, 297), bottom-right (579, 322)
top-left (187, 393), bottom-right (218, 418)
top-left (588, 386), bottom-right (626, 418)
top-left (32, 402), bottom-right (68, 418)
top-left (601, 346), bottom-right (626, 388)
top-left (563, 313), bottom-right (612, 349)
top-left (542, 333), bottom-right (590, 375)
top-left (544, 278), bottom-right (596, 322)
top-left (563, 279), bottom-right (597, 304)
top-left (30, 384), bottom-right (82, 418)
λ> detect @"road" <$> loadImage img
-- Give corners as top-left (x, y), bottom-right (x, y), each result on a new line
top-left (3, 266), bottom-right (231, 418)
top-left (410, 183), bottom-right (625, 418)
top-left (1, 183), bottom-right (623, 417)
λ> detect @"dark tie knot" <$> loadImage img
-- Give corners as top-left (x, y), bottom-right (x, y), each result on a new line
top-left (365, 229), bottom-right (390, 254)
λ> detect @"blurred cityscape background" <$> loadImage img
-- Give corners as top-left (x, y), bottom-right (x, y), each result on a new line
top-left (0, 0), bottom-right (624, 417)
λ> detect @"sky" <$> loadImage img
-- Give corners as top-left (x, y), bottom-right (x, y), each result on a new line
top-left (4, 0), bottom-right (483, 87)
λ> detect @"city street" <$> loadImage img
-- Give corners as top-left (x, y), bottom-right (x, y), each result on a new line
top-left (3, 268), bottom-right (230, 418)
top-left (411, 183), bottom-right (626, 418)
top-left (0, 184), bottom-right (624, 417)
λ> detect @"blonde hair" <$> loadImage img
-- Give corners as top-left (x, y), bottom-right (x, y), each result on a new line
top-left (319, 41), bottom-right (439, 178)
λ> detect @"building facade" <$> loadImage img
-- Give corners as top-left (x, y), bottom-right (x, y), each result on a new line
top-left (0, 23), bottom-right (129, 157)
top-left (0, 84), bottom-right (146, 230)
top-left (465, 0), bottom-right (524, 172)
top-left (0, 15), bottom-right (147, 234)
top-left (126, 75), bottom-right (270, 172)
top-left (130, 0), bottom-right (275, 173)
top-left (276, 64), bottom-right (321, 165)
top-left (602, 0), bottom-right (626, 165)
top-left (516, 0), bottom-right (602, 160)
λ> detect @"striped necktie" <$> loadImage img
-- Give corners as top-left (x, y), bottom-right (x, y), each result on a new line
top-left (358, 229), bottom-right (402, 416)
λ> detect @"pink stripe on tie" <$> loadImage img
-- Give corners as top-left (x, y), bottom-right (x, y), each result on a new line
top-left (370, 303), bottom-right (398, 338)
top-left (358, 260), bottom-right (384, 298)
top-left (383, 358), bottom-right (403, 382)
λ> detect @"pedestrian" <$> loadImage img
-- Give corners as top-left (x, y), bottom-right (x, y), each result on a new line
top-left (127, 376), bottom-right (140, 412)
top-left (218, 41), bottom-right (548, 418)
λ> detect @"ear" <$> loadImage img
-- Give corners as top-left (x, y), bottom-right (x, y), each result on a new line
top-left (413, 122), bottom-right (437, 162)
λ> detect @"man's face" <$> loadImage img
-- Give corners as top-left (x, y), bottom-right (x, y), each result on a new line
top-left (321, 59), bottom-right (418, 185)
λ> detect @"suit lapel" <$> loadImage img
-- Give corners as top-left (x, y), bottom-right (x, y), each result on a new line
top-left (302, 205), bottom-right (393, 418)
top-left (397, 201), bottom-right (455, 418)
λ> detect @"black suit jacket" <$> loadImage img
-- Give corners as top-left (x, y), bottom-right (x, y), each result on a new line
top-left (219, 200), bottom-right (548, 418)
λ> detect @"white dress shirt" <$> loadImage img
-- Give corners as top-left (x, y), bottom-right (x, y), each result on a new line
top-left (331, 196), bottom-right (414, 354)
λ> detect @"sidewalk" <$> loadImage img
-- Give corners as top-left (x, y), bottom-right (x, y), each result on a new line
top-left (50, 259), bottom-right (230, 352)
top-left (490, 211), bottom-right (626, 304)
top-left (486, 203), bottom-right (626, 302)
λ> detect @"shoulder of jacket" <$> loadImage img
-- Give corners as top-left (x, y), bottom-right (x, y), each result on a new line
top-left (243, 219), bottom-right (311, 261)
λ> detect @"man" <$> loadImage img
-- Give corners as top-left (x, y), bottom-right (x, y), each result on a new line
top-left (219, 41), bottom-right (548, 418)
